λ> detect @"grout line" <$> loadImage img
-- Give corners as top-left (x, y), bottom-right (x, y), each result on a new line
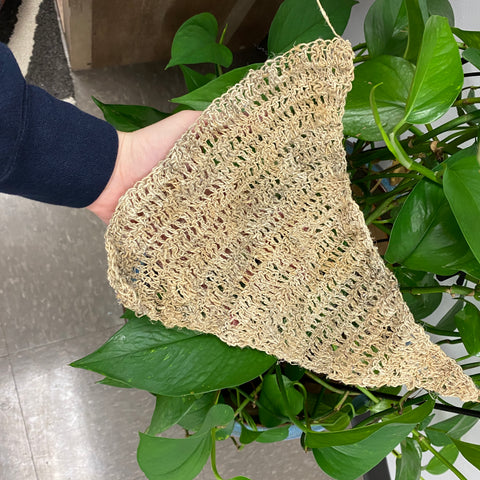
top-left (7, 322), bottom-right (124, 356)
top-left (7, 356), bottom-right (41, 480)
top-left (7, 0), bottom-right (43, 75)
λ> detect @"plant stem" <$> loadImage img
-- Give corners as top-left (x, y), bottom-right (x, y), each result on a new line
top-left (443, 130), bottom-right (479, 152)
top-left (353, 395), bottom-right (432, 428)
top-left (210, 430), bottom-right (223, 480)
top-left (354, 54), bottom-right (370, 63)
top-left (352, 172), bottom-right (419, 184)
top-left (370, 84), bottom-right (439, 181)
top-left (275, 365), bottom-right (308, 433)
top-left (305, 371), bottom-right (349, 395)
top-left (438, 126), bottom-right (478, 145)
top-left (400, 285), bottom-right (475, 296)
top-left (335, 390), bottom-right (352, 413)
top-left (352, 42), bottom-right (367, 51)
top-left (413, 110), bottom-right (480, 144)
top-left (219, 23), bottom-right (227, 45)
top-left (362, 179), bottom-right (417, 205)
top-left (215, 23), bottom-right (228, 77)
top-left (412, 429), bottom-right (468, 480)
top-left (365, 193), bottom-right (405, 225)
top-left (390, 133), bottom-right (440, 183)
top-left (417, 321), bottom-right (459, 337)
top-left (234, 383), bottom-right (263, 417)
top-left (436, 338), bottom-right (463, 346)
top-left (399, 389), bottom-right (416, 412)
top-left (294, 381), bottom-right (311, 427)
top-left (409, 125), bottom-right (424, 136)
top-left (357, 386), bottom-right (380, 404)
top-left (461, 361), bottom-right (480, 370)
top-left (313, 391), bottom-right (353, 426)
top-left (453, 96), bottom-right (480, 107)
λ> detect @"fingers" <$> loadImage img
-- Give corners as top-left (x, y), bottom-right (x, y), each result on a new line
top-left (136, 110), bottom-right (202, 161)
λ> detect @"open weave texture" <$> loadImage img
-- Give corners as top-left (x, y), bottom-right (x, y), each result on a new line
top-left (106, 37), bottom-right (479, 401)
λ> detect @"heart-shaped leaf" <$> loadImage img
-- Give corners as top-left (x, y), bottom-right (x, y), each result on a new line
top-left (425, 403), bottom-right (480, 446)
top-left (385, 179), bottom-right (480, 277)
top-left (258, 374), bottom-right (304, 428)
top-left (97, 376), bottom-right (132, 388)
top-left (452, 28), bottom-right (480, 49)
top-left (138, 432), bottom-right (210, 480)
top-left (394, 267), bottom-right (442, 320)
top-left (395, 437), bottom-right (422, 480)
top-left (403, 0), bottom-right (426, 62)
top-left (343, 55), bottom-right (415, 141)
top-left (147, 395), bottom-right (198, 435)
top-left (451, 438), bottom-right (480, 470)
top-left (93, 97), bottom-right (169, 132)
top-left (425, 443), bottom-right (459, 475)
top-left (444, 145), bottom-right (480, 265)
top-left (177, 393), bottom-right (217, 432)
top-left (166, 13), bottom-right (232, 69)
top-left (239, 424), bottom-right (290, 445)
top-left (171, 64), bottom-right (263, 110)
top-left (436, 300), bottom-right (464, 331)
top-left (404, 15), bottom-right (463, 124)
top-left (138, 404), bottom-right (234, 480)
top-left (306, 398), bottom-right (434, 449)
top-left (71, 312), bottom-right (276, 396)
top-left (364, 0), bottom-right (407, 58)
top-left (426, 0), bottom-right (454, 26)
top-left (179, 65), bottom-right (216, 93)
top-left (455, 302), bottom-right (480, 356)
top-left (267, 0), bottom-right (357, 56)
top-left (463, 48), bottom-right (480, 70)
top-left (308, 400), bottom-right (434, 480)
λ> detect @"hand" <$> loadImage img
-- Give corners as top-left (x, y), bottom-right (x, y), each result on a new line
top-left (87, 110), bottom-right (201, 223)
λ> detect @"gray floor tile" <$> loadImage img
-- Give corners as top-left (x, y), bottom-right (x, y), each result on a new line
top-left (0, 195), bottom-right (123, 353)
top-left (201, 436), bottom-right (333, 480)
top-left (0, 356), bottom-right (38, 479)
top-left (72, 62), bottom-right (186, 119)
top-left (10, 327), bottom-right (155, 480)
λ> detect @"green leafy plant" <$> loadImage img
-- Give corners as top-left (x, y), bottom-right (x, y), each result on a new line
top-left (74, 1), bottom-right (480, 479)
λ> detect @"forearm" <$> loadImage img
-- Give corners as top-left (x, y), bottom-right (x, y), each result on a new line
top-left (0, 42), bottom-right (117, 207)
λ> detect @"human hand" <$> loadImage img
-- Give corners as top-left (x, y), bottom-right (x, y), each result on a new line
top-left (87, 110), bottom-right (201, 223)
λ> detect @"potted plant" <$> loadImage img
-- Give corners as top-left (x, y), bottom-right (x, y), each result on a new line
top-left (72, 1), bottom-right (480, 479)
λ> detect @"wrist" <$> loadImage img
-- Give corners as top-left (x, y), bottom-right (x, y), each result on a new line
top-left (86, 130), bottom-right (129, 223)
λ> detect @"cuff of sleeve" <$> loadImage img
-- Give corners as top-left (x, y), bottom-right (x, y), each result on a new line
top-left (1, 84), bottom-right (118, 208)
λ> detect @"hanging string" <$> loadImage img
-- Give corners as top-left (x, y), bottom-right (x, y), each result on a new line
top-left (315, 0), bottom-right (340, 38)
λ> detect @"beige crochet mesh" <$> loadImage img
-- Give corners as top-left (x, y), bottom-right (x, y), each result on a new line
top-left (105, 37), bottom-right (479, 402)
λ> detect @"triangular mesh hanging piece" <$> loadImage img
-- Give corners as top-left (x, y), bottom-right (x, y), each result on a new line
top-left (105, 37), bottom-right (479, 402)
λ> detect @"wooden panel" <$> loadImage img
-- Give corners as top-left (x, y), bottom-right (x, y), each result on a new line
top-left (92, 0), bottom-right (230, 67)
top-left (226, 0), bottom-right (283, 51)
top-left (91, 0), bottom-right (281, 68)
top-left (58, 0), bottom-right (283, 70)
top-left (61, 0), bottom-right (93, 70)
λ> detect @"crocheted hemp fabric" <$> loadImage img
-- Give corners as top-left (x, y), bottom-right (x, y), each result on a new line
top-left (106, 37), bottom-right (479, 401)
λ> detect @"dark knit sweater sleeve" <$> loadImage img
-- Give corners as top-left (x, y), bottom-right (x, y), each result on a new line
top-left (0, 43), bottom-right (118, 207)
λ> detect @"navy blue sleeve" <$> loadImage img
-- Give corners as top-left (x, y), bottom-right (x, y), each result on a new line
top-left (0, 43), bottom-right (118, 207)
